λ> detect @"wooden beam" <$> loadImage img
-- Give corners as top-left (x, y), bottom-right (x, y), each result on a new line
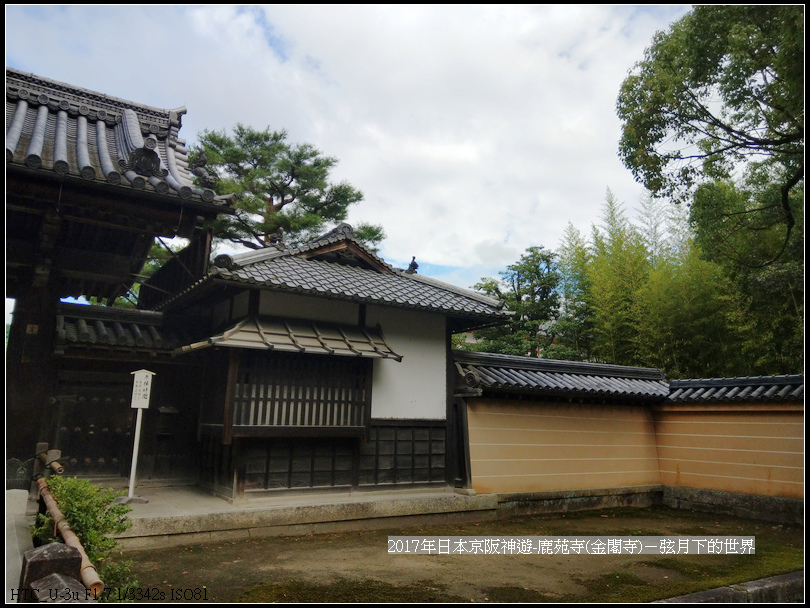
top-left (53, 246), bottom-right (136, 280)
top-left (299, 241), bottom-right (393, 274)
top-left (6, 176), bottom-right (200, 238)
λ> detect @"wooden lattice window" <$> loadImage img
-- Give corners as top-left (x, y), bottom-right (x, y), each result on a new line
top-left (231, 351), bottom-right (372, 436)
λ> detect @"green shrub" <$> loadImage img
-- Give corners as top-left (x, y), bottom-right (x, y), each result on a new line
top-left (31, 476), bottom-right (138, 602)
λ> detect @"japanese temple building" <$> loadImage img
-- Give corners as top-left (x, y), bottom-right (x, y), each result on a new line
top-left (5, 68), bottom-right (803, 520)
top-left (6, 67), bottom-right (232, 477)
top-left (5, 67), bottom-right (512, 497)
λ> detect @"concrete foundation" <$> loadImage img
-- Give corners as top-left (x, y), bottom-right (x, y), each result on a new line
top-left (657, 571), bottom-right (804, 603)
top-left (496, 484), bottom-right (663, 518)
top-left (662, 486), bottom-right (804, 525)
top-left (115, 486), bottom-right (499, 550)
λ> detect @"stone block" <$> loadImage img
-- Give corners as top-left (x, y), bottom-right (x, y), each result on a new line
top-left (732, 571), bottom-right (805, 603)
top-left (19, 543), bottom-right (81, 597)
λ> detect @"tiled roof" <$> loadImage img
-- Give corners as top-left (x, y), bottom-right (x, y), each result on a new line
top-left (668, 376), bottom-right (804, 403)
top-left (174, 315), bottom-right (402, 361)
top-left (54, 303), bottom-right (182, 355)
top-left (210, 254), bottom-right (508, 319)
top-left (453, 351), bottom-right (669, 402)
top-left (172, 227), bottom-right (510, 322)
top-left (6, 67), bottom-right (230, 209)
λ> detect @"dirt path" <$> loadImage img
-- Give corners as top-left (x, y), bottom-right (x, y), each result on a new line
top-left (125, 506), bottom-right (803, 602)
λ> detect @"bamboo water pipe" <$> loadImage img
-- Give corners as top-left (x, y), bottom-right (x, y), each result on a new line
top-left (38, 450), bottom-right (65, 474)
top-left (36, 478), bottom-right (104, 595)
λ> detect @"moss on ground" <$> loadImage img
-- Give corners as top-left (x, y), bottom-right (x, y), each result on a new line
top-left (237, 579), bottom-right (466, 603)
top-left (129, 506), bottom-right (803, 603)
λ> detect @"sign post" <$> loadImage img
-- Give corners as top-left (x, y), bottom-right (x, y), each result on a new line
top-left (117, 369), bottom-right (155, 504)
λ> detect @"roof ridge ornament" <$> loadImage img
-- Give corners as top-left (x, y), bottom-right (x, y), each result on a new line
top-left (310, 222), bottom-right (355, 244)
top-left (116, 109), bottom-right (168, 178)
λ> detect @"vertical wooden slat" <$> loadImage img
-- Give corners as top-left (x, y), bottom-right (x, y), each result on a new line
top-left (292, 361), bottom-right (301, 425)
top-left (313, 374), bottom-right (321, 426)
top-left (294, 359), bottom-right (304, 426)
top-left (288, 359), bottom-right (297, 426)
top-left (304, 383), bottom-right (312, 426)
top-left (280, 358), bottom-right (291, 426)
top-left (272, 382), bottom-right (280, 425)
top-left (246, 366), bottom-right (256, 426)
top-left (223, 351), bottom-right (375, 432)
top-left (324, 372), bottom-right (333, 426)
top-left (246, 359), bottom-right (257, 425)
top-left (260, 362), bottom-right (268, 426)
top-left (250, 366), bottom-right (259, 425)
top-left (260, 365), bottom-right (270, 425)
top-left (291, 359), bottom-right (301, 425)
top-left (340, 375), bottom-right (347, 426)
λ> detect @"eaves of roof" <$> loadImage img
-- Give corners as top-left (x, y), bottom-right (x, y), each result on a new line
top-left (173, 315), bottom-right (402, 361)
top-left (54, 303), bottom-right (184, 355)
top-left (6, 67), bottom-right (233, 214)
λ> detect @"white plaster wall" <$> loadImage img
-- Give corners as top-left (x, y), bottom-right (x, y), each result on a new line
top-left (259, 291), bottom-right (359, 325)
top-left (366, 305), bottom-right (447, 420)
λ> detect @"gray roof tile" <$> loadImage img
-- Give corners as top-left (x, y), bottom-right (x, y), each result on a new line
top-left (453, 351), bottom-right (669, 402)
top-left (454, 351), bottom-right (804, 406)
top-left (6, 67), bottom-right (229, 210)
top-left (174, 315), bottom-right (402, 361)
top-left (667, 376), bottom-right (804, 403)
top-left (54, 303), bottom-right (181, 354)
top-left (209, 243), bottom-right (509, 320)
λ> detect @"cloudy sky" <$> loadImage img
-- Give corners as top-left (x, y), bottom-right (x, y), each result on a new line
top-left (6, 4), bottom-right (690, 313)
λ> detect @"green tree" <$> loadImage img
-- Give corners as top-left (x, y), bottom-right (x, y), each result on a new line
top-left (545, 223), bottom-right (593, 361)
top-left (89, 239), bottom-right (184, 308)
top-left (635, 244), bottom-right (752, 378)
top-left (617, 6), bottom-right (804, 260)
top-left (636, 192), bottom-right (671, 268)
top-left (195, 124), bottom-right (384, 250)
top-left (587, 191), bottom-right (650, 366)
top-left (691, 177), bottom-right (803, 373)
top-left (472, 246), bottom-right (561, 357)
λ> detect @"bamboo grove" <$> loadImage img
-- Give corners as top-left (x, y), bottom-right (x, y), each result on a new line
top-left (463, 189), bottom-right (803, 379)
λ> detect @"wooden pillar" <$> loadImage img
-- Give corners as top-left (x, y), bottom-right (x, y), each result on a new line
top-left (6, 284), bottom-right (60, 461)
top-left (445, 324), bottom-right (458, 486)
top-left (222, 349), bottom-right (240, 446)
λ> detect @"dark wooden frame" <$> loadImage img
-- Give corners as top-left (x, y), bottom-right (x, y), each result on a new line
top-left (199, 349), bottom-right (375, 445)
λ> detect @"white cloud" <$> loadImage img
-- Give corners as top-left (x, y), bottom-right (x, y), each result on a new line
top-left (5, 4), bottom-right (691, 292)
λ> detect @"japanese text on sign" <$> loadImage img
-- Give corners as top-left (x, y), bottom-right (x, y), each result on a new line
top-left (387, 536), bottom-right (755, 555)
top-left (130, 370), bottom-right (154, 409)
